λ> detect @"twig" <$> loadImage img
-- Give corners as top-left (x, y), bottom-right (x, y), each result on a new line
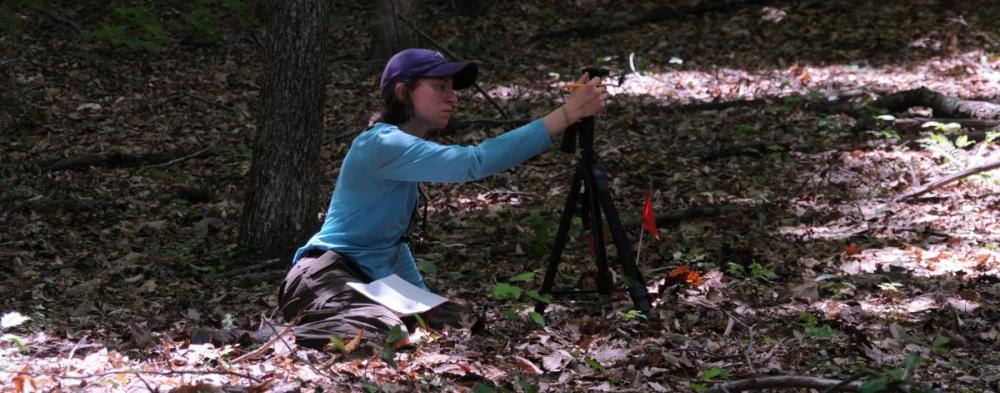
top-left (721, 310), bottom-right (756, 375)
top-left (895, 159), bottom-right (1000, 201)
top-left (822, 371), bottom-right (875, 393)
top-left (231, 324), bottom-right (295, 363)
top-left (140, 144), bottom-right (218, 171)
top-left (703, 375), bottom-right (863, 392)
top-left (395, 15), bottom-right (510, 119)
top-left (132, 372), bottom-right (156, 393)
top-left (67, 335), bottom-right (88, 360)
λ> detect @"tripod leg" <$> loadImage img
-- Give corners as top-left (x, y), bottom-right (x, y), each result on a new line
top-left (591, 167), bottom-right (653, 314)
top-left (583, 170), bottom-right (613, 296)
top-left (535, 168), bottom-right (584, 314)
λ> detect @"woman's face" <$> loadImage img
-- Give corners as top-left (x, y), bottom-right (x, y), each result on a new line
top-left (405, 76), bottom-right (458, 131)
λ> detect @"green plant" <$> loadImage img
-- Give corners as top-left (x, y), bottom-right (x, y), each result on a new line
top-left (492, 270), bottom-right (550, 327)
top-left (736, 123), bottom-right (756, 136)
top-left (91, 5), bottom-right (170, 50)
top-left (919, 132), bottom-right (963, 168)
top-left (618, 309), bottom-right (644, 321)
top-left (416, 259), bottom-right (437, 278)
top-left (526, 205), bottom-right (554, 256)
top-left (793, 312), bottom-right (837, 342)
top-left (0, 4), bottom-right (18, 35)
top-left (868, 122), bottom-right (901, 141)
top-left (379, 324), bottom-right (407, 368)
top-left (175, 4), bottom-right (219, 44)
top-left (692, 367), bottom-right (731, 392)
top-left (727, 260), bottom-right (776, 284)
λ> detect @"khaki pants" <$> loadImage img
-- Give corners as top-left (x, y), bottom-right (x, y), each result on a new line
top-left (278, 250), bottom-right (478, 350)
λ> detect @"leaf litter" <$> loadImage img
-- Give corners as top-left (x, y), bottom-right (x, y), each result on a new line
top-left (1, 0), bottom-right (999, 391)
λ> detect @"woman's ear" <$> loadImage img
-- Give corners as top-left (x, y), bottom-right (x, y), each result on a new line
top-left (394, 82), bottom-right (408, 101)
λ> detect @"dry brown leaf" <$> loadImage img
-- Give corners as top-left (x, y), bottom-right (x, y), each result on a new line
top-left (344, 328), bottom-right (365, 354)
top-left (13, 366), bottom-right (37, 393)
top-left (513, 355), bottom-right (544, 375)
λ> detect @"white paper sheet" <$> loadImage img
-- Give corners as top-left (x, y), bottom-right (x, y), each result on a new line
top-left (346, 274), bottom-right (448, 316)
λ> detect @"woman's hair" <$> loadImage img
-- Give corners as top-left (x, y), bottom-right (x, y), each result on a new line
top-left (371, 78), bottom-right (419, 126)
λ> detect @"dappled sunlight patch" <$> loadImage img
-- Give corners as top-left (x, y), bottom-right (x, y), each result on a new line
top-left (609, 50), bottom-right (1000, 104)
top-left (854, 290), bottom-right (980, 317)
top-left (837, 243), bottom-right (1000, 278)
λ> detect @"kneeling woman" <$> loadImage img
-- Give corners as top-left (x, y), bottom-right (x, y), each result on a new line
top-left (280, 48), bottom-right (608, 349)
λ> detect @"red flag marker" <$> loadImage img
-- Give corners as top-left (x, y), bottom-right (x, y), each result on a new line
top-left (642, 192), bottom-right (659, 240)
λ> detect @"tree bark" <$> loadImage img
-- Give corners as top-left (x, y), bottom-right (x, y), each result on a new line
top-left (239, 0), bottom-right (330, 258)
top-left (372, 0), bottom-right (421, 66)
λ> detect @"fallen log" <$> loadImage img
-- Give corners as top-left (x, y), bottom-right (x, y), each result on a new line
top-left (895, 159), bottom-right (1000, 202)
top-left (872, 87), bottom-right (1000, 120)
top-left (888, 117), bottom-right (1000, 131)
top-left (703, 375), bottom-right (862, 392)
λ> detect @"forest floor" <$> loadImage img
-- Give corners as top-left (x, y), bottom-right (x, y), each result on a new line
top-left (2, 0), bottom-right (1000, 392)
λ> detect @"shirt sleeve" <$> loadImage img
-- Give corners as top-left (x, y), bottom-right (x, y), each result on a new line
top-left (373, 119), bottom-right (552, 183)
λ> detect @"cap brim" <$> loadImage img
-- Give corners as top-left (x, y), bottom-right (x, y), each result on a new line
top-left (423, 62), bottom-right (478, 90)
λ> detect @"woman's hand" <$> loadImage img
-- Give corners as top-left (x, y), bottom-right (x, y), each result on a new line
top-left (543, 73), bottom-right (610, 137)
top-left (563, 73), bottom-right (609, 122)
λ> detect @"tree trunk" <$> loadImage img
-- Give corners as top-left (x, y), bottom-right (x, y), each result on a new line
top-left (372, 0), bottom-right (421, 66)
top-left (238, 0), bottom-right (330, 258)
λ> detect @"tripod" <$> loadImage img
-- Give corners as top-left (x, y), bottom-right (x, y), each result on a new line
top-left (535, 74), bottom-right (652, 315)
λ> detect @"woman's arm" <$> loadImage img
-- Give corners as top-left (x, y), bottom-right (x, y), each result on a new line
top-left (542, 74), bottom-right (610, 138)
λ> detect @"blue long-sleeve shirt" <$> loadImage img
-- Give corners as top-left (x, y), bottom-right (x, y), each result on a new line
top-left (292, 119), bottom-right (553, 289)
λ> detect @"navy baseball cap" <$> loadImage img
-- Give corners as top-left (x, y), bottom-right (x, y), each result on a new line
top-left (380, 48), bottom-right (478, 102)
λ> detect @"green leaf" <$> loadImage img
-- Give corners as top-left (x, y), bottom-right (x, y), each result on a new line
top-left (492, 282), bottom-right (523, 301)
top-left (188, 263), bottom-right (215, 273)
top-left (700, 367), bottom-right (730, 381)
top-left (363, 383), bottom-right (381, 393)
top-left (859, 377), bottom-right (889, 393)
top-left (727, 262), bottom-right (745, 278)
top-left (328, 335), bottom-right (346, 353)
top-left (413, 313), bottom-right (428, 331)
top-left (509, 272), bottom-right (535, 282)
top-left (932, 335), bottom-right (950, 349)
top-left (905, 352), bottom-right (923, 375)
top-left (417, 259), bottom-right (437, 277)
top-left (955, 135), bottom-right (974, 148)
top-left (381, 345), bottom-right (397, 368)
top-left (1, 334), bottom-right (29, 352)
top-left (921, 121), bottom-right (961, 132)
top-left (525, 290), bottom-right (552, 303)
top-left (385, 324), bottom-right (406, 345)
top-left (471, 383), bottom-right (496, 393)
top-left (586, 358), bottom-right (604, 370)
top-left (518, 380), bottom-right (541, 393)
top-left (529, 311), bottom-right (545, 326)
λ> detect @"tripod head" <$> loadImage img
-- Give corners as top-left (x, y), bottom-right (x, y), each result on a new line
top-left (560, 68), bottom-right (611, 155)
